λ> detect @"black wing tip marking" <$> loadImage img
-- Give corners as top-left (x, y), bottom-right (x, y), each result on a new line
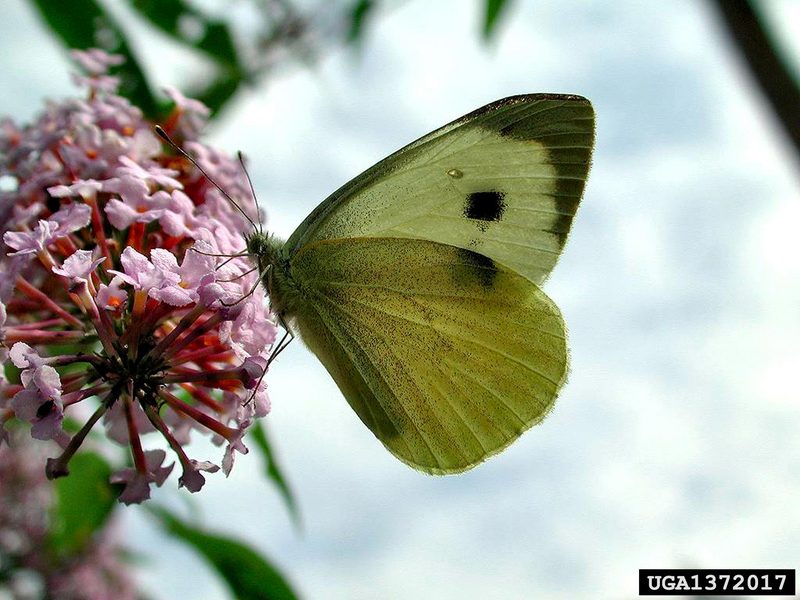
top-left (457, 93), bottom-right (593, 131)
top-left (460, 94), bottom-right (592, 120)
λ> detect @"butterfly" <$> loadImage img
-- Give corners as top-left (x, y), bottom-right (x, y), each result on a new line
top-left (164, 94), bottom-right (595, 474)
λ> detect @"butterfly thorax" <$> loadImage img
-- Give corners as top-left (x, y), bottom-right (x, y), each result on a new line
top-left (245, 229), bottom-right (302, 318)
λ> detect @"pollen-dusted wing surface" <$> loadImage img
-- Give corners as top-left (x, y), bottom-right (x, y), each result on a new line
top-left (285, 94), bottom-right (595, 285)
top-left (286, 237), bottom-right (568, 474)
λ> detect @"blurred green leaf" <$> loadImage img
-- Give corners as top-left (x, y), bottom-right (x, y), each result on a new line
top-left (4, 360), bottom-right (21, 385)
top-left (126, 0), bottom-right (248, 115)
top-left (27, 0), bottom-right (161, 118)
top-left (251, 422), bottom-right (300, 528)
top-left (151, 508), bottom-right (299, 600)
top-left (127, 0), bottom-right (241, 70)
top-left (50, 452), bottom-right (118, 557)
top-left (347, 0), bottom-right (375, 45)
top-left (190, 71), bottom-right (243, 118)
top-left (483, 0), bottom-right (511, 40)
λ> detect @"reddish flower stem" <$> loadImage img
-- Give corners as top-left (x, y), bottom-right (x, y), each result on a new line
top-left (170, 344), bottom-right (228, 367)
top-left (4, 329), bottom-right (85, 345)
top-left (62, 383), bottom-right (108, 407)
top-left (162, 366), bottom-right (246, 386)
top-left (61, 374), bottom-right (89, 394)
top-left (162, 312), bottom-right (224, 361)
top-left (159, 389), bottom-right (238, 442)
top-left (15, 276), bottom-right (83, 327)
top-left (143, 403), bottom-right (195, 474)
top-left (147, 303), bottom-right (205, 358)
top-left (179, 383), bottom-right (225, 413)
top-left (124, 395), bottom-right (148, 475)
top-left (84, 196), bottom-right (113, 264)
top-left (11, 318), bottom-right (65, 330)
top-left (45, 398), bottom-right (110, 479)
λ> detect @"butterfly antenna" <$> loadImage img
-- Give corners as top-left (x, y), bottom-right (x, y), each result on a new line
top-left (155, 126), bottom-right (258, 231)
top-left (238, 151), bottom-right (264, 231)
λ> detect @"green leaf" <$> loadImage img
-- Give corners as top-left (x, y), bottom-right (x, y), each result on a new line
top-left (151, 508), bottom-right (299, 600)
top-left (483, 0), bottom-right (511, 40)
top-left (126, 0), bottom-right (242, 70)
top-left (4, 360), bottom-right (21, 385)
top-left (50, 452), bottom-right (118, 557)
top-left (250, 422), bottom-right (300, 528)
top-left (126, 0), bottom-right (248, 115)
top-left (27, 0), bottom-right (161, 118)
top-left (189, 70), bottom-right (243, 118)
top-left (347, 0), bottom-right (375, 45)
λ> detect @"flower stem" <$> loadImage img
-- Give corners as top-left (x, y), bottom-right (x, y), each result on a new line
top-left (162, 312), bottom-right (224, 361)
top-left (15, 276), bottom-right (83, 327)
top-left (147, 303), bottom-right (205, 358)
top-left (45, 398), bottom-right (110, 479)
top-left (124, 395), bottom-right (148, 475)
top-left (159, 389), bottom-right (239, 442)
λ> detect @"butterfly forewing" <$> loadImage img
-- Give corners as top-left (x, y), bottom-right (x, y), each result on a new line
top-left (286, 95), bottom-right (594, 285)
top-left (286, 237), bottom-right (567, 474)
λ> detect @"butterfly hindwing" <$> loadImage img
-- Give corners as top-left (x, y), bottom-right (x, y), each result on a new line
top-left (285, 95), bottom-right (594, 285)
top-left (285, 236), bottom-right (568, 474)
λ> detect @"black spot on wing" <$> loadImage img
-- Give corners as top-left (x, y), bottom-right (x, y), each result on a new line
top-left (463, 191), bottom-right (506, 230)
top-left (453, 248), bottom-right (499, 289)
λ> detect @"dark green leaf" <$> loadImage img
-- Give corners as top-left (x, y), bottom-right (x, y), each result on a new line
top-left (250, 422), bottom-right (300, 528)
top-left (127, 0), bottom-right (247, 115)
top-left (4, 360), bottom-right (21, 385)
top-left (127, 0), bottom-right (242, 70)
top-left (347, 0), bottom-right (375, 45)
top-left (50, 452), bottom-right (118, 557)
top-left (151, 508), bottom-right (299, 600)
top-left (189, 70), bottom-right (243, 118)
top-left (483, 0), bottom-right (511, 40)
top-left (27, 0), bottom-right (161, 118)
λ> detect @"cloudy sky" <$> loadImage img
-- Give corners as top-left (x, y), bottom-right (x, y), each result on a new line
top-left (2, 1), bottom-right (799, 598)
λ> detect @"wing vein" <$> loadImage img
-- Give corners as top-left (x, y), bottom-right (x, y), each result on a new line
top-left (327, 289), bottom-right (562, 389)
top-left (311, 290), bottom-right (448, 469)
top-left (445, 358), bottom-right (527, 428)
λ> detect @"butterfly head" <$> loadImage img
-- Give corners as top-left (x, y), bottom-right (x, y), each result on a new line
top-left (244, 228), bottom-right (280, 270)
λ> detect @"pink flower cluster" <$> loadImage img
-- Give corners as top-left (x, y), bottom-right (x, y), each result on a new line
top-left (0, 50), bottom-right (277, 503)
top-left (0, 430), bottom-right (137, 598)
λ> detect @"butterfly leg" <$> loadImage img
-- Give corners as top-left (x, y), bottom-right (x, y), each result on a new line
top-left (216, 266), bottom-right (258, 283)
top-left (220, 273), bottom-right (263, 307)
top-left (245, 313), bottom-right (294, 406)
top-left (267, 314), bottom-right (294, 368)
